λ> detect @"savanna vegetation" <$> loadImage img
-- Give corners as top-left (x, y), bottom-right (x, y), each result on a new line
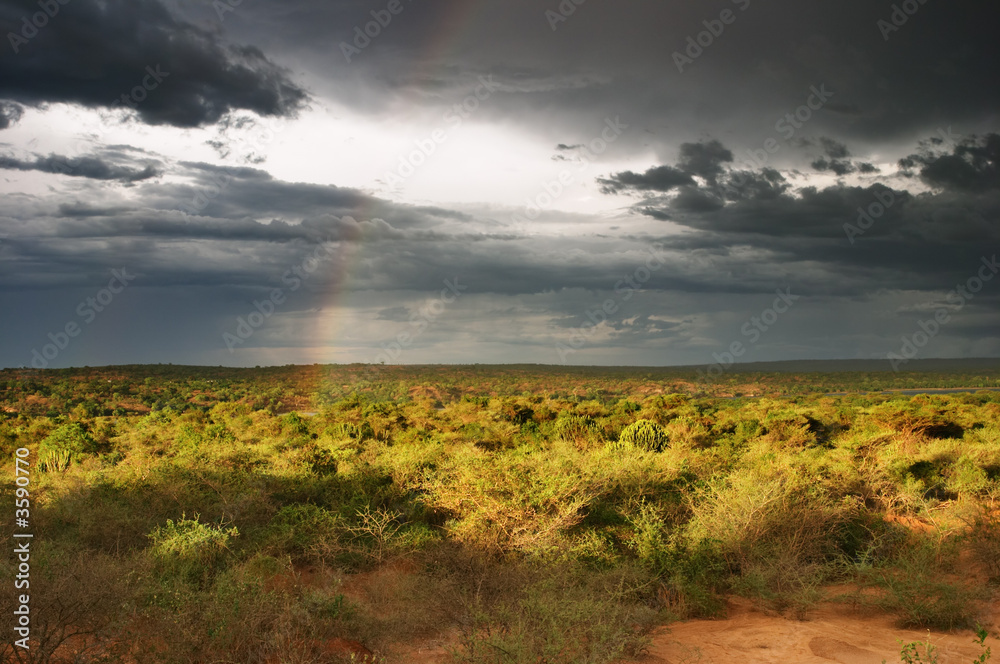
top-left (2, 363), bottom-right (1000, 663)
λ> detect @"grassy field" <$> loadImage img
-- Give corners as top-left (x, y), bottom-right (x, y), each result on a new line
top-left (3, 363), bottom-right (1000, 663)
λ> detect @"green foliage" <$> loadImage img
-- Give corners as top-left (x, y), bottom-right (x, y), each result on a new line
top-left (974, 626), bottom-right (993, 664)
top-left (330, 421), bottom-right (361, 439)
top-left (308, 446), bottom-right (340, 476)
top-left (883, 626), bottom-right (993, 664)
top-left (889, 634), bottom-right (939, 664)
top-left (495, 398), bottom-right (535, 424)
top-left (265, 503), bottom-right (343, 562)
top-left (281, 412), bottom-right (311, 436)
top-left (39, 422), bottom-right (95, 471)
top-left (149, 514), bottom-right (238, 584)
top-left (5, 365), bottom-right (1000, 660)
top-left (616, 419), bottom-right (669, 452)
top-left (39, 447), bottom-right (73, 472)
top-left (864, 538), bottom-right (979, 630)
top-left (555, 414), bottom-right (593, 444)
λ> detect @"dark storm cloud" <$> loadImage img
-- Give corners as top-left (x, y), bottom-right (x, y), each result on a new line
top-left (0, 0), bottom-right (308, 127)
top-left (670, 187), bottom-right (724, 214)
top-left (812, 157), bottom-right (855, 176)
top-left (900, 134), bottom-right (1000, 193)
top-left (819, 138), bottom-right (850, 160)
top-left (2, 0), bottom-right (999, 367)
top-left (677, 140), bottom-right (733, 185)
top-left (601, 134), bottom-right (1000, 297)
top-left (805, 138), bottom-right (874, 176)
top-left (719, 168), bottom-right (790, 202)
top-left (597, 166), bottom-right (694, 194)
top-left (601, 141), bottom-right (787, 202)
top-left (204, 0), bottom-right (1000, 154)
top-left (0, 152), bottom-right (161, 181)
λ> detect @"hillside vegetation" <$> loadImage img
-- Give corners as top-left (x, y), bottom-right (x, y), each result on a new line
top-left (2, 364), bottom-right (1000, 663)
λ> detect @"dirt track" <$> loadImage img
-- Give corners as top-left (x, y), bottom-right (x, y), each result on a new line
top-left (638, 597), bottom-right (999, 664)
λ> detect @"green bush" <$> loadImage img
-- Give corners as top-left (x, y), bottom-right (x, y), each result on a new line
top-left (39, 422), bottom-right (96, 471)
top-left (149, 515), bottom-right (238, 584)
top-left (266, 504), bottom-right (343, 562)
top-left (865, 538), bottom-right (979, 630)
top-left (617, 419), bottom-right (669, 452)
top-left (555, 414), bottom-right (593, 443)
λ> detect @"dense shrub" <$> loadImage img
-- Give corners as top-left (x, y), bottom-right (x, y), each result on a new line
top-left (6, 365), bottom-right (1000, 659)
top-left (38, 422), bottom-right (95, 470)
top-left (617, 419), bottom-right (669, 452)
top-left (149, 515), bottom-right (239, 584)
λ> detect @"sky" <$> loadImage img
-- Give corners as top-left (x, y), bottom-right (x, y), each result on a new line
top-left (0, 0), bottom-right (998, 370)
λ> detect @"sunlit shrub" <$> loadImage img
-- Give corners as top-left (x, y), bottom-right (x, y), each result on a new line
top-left (617, 419), bottom-right (669, 452)
top-left (149, 515), bottom-right (238, 584)
top-left (39, 422), bottom-right (95, 470)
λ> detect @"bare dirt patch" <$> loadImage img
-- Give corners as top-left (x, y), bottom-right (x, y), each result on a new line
top-left (636, 597), bottom-right (999, 664)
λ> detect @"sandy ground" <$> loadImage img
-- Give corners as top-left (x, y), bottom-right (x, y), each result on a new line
top-left (380, 595), bottom-right (998, 664)
top-left (637, 597), bottom-right (997, 664)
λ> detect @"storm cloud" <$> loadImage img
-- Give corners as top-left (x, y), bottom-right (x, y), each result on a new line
top-left (0, 0), bottom-right (997, 368)
top-left (0, 152), bottom-right (161, 182)
top-left (0, 0), bottom-right (308, 127)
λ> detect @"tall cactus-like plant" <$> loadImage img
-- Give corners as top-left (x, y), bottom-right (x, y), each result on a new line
top-left (617, 419), bottom-right (669, 452)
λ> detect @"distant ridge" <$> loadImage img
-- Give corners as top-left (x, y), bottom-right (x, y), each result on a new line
top-left (691, 358), bottom-right (1000, 374)
top-left (4, 358), bottom-right (1000, 374)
